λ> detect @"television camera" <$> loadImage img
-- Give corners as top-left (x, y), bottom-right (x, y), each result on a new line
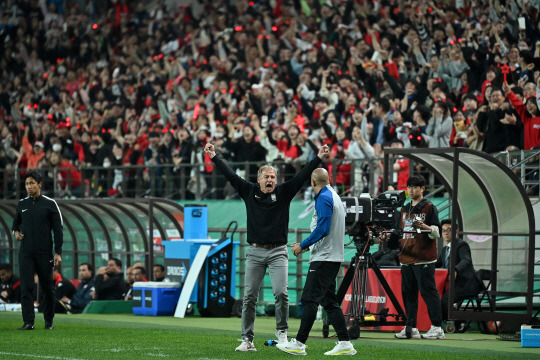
top-left (330, 190), bottom-right (408, 339)
top-left (341, 190), bottom-right (406, 254)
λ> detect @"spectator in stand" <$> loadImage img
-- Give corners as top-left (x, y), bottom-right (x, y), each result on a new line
top-left (94, 258), bottom-right (125, 301)
top-left (328, 125), bottom-right (351, 194)
top-left (21, 127), bottom-right (46, 169)
top-left (344, 124), bottom-right (376, 196)
top-left (426, 101), bottom-right (453, 148)
top-left (225, 124), bottom-right (267, 182)
top-left (144, 132), bottom-right (164, 197)
top-left (47, 151), bottom-right (82, 197)
top-left (389, 140), bottom-right (409, 191)
top-left (449, 109), bottom-right (471, 147)
top-left (68, 263), bottom-right (95, 314)
top-left (505, 81), bottom-right (540, 150)
top-left (0, 263), bottom-right (21, 303)
top-left (476, 87), bottom-right (522, 153)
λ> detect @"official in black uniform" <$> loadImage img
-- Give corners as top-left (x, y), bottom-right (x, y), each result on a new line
top-left (12, 170), bottom-right (63, 330)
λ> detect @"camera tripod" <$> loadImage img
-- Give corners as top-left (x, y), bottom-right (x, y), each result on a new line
top-left (322, 252), bottom-right (408, 339)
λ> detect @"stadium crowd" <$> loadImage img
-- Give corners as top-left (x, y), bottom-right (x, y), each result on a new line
top-left (1, 0), bottom-right (540, 199)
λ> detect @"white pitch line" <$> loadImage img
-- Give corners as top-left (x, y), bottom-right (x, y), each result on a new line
top-left (0, 352), bottom-right (86, 360)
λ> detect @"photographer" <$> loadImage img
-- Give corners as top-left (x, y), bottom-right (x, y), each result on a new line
top-left (392, 175), bottom-right (444, 340)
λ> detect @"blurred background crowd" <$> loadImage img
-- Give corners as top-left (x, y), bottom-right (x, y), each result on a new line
top-left (2, 0), bottom-right (540, 200)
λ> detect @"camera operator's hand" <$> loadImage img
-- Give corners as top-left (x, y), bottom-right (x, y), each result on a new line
top-left (413, 219), bottom-right (430, 231)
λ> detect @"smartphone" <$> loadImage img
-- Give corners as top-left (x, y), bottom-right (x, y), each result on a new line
top-left (518, 17), bottom-right (526, 30)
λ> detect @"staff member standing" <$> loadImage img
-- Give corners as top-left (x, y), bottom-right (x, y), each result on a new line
top-left (393, 175), bottom-right (443, 340)
top-left (12, 170), bottom-right (63, 330)
top-left (277, 168), bottom-right (356, 356)
top-left (204, 142), bottom-right (329, 352)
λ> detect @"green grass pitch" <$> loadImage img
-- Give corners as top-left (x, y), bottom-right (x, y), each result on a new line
top-left (0, 312), bottom-right (539, 359)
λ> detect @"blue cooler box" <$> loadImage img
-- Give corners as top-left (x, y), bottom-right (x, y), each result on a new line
top-left (132, 281), bottom-right (181, 316)
top-left (522, 325), bottom-right (540, 347)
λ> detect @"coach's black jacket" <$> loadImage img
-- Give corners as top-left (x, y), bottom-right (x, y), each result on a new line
top-left (11, 195), bottom-right (63, 255)
top-left (211, 155), bottom-right (322, 246)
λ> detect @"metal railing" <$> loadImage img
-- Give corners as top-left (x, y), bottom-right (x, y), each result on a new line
top-left (1, 158), bottom-right (383, 200)
top-left (1, 155), bottom-right (452, 201)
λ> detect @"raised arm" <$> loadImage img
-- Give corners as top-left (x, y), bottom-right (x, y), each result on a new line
top-left (204, 142), bottom-right (250, 196)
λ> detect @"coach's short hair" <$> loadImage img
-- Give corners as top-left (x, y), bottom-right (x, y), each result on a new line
top-left (257, 165), bottom-right (278, 179)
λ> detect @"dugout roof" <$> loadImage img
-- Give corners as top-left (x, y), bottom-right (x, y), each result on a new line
top-left (0, 198), bottom-right (184, 280)
top-left (384, 147), bottom-right (535, 323)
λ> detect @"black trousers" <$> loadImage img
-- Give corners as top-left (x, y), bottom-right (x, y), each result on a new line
top-left (19, 251), bottom-right (55, 325)
top-left (401, 263), bottom-right (442, 328)
top-left (296, 261), bottom-right (349, 344)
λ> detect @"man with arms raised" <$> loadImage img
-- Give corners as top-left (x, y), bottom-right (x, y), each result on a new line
top-left (204, 141), bottom-right (329, 351)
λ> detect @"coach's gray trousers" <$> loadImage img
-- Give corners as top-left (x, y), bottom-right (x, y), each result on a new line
top-left (241, 245), bottom-right (289, 341)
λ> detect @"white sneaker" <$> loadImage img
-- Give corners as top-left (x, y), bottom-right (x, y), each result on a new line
top-left (235, 338), bottom-right (257, 351)
top-left (276, 330), bottom-right (288, 344)
top-left (276, 338), bottom-right (307, 356)
top-left (421, 325), bottom-right (446, 339)
top-left (394, 326), bottom-right (421, 339)
top-left (324, 341), bottom-right (357, 356)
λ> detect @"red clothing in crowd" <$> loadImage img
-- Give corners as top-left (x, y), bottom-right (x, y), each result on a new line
top-left (329, 140), bottom-right (351, 186)
top-left (394, 158), bottom-right (410, 191)
top-left (21, 136), bottom-right (45, 169)
top-left (56, 160), bottom-right (82, 188)
top-left (449, 118), bottom-right (471, 147)
top-left (507, 92), bottom-right (540, 150)
top-left (277, 140), bottom-right (300, 159)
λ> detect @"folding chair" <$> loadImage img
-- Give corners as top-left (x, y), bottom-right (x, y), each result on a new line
top-left (453, 269), bottom-right (498, 333)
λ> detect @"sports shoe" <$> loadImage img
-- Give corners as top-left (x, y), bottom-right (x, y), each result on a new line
top-left (394, 326), bottom-right (420, 339)
top-left (235, 338), bottom-right (257, 351)
top-left (19, 323), bottom-right (34, 330)
top-left (45, 322), bottom-right (54, 330)
top-left (276, 338), bottom-right (307, 356)
top-left (276, 330), bottom-right (288, 344)
top-left (324, 341), bottom-right (357, 356)
top-left (421, 325), bottom-right (446, 339)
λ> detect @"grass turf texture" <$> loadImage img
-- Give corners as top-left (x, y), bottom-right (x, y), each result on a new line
top-left (1, 312), bottom-right (538, 359)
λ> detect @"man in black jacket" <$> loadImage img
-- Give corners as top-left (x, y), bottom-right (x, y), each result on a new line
top-left (94, 258), bottom-right (125, 300)
top-left (204, 142), bottom-right (329, 352)
top-left (12, 170), bottom-right (63, 330)
top-left (0, 263), bottom-right (21, 303)
top-left (436, 219), bottom-right (480, 332)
